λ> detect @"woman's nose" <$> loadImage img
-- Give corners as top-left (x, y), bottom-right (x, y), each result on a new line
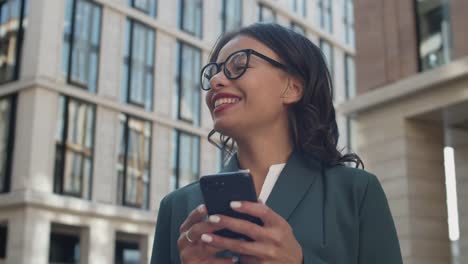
top-left (209, 70), bottom-right (229, 91)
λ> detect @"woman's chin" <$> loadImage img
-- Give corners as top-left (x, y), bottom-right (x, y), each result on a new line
top-left (213, 120), bottom-right (240, 138)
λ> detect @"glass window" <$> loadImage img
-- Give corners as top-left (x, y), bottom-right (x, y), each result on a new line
top-left (0, 0), bottom-right (27, 83)
top-left (122, 19), bottom-right (155, 111)
top-left (416, 0), bottom-right (452, 71)
top-left (54, 96), bottom-right (95, 199)
top-left (258, 4), bottom-right (276, 23)
top-left (289, 0), bottom-right (306, 17)
top-left (62, 0), bottom-right (102, 93)
top-left (217, 148), bottom-right (230, 172)
top-left (0, 224), bottom-right (6, 259)
top-left (318, 0), bottom-right (332, 33)
top-left (178, 0), bottom-right (202, 38)
top-left (320, 39), bottom-right (334, 76)
top-left (0, 95), bottom-right (15, 193)
top-left (128, 0), bottom-right (157, 18)
top-left (175, 42), bottom-right (201, 126)
top-left (320, 40), bottom-right (334, 99)
top-left (222, 0), bottom-right (242, 33)
top-left (344, 54), bottom-right (356, 99)
top-left (49, 232), bottom-right (80, 264)
top-left (117, 114), bottom-right (151, 209)
top-left (171, 130), bottom-right (200, 190)
top-left (346, 117), bottom-right (356, 152)
top-left (291, 22), bottom-right (305, 35)
top-left (343, 0), bottom-right (354, 46)
top-left (115, 240), bottom-right (140, 264)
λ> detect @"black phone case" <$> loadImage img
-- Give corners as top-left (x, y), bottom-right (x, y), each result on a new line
top-left (200, 171), bottom-right (264, 241)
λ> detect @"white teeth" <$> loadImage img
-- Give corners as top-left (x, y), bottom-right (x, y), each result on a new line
top-left (214, 97), bottom-right (240, 108)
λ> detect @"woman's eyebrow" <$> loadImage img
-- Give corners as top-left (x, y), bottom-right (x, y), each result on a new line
top-left (247, 56), bottom-right (261, 65)
top-left (215, 49), bottom-right (241, 63)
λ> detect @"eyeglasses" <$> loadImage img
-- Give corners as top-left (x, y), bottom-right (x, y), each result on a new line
top-left (200, 49), bottom-right (290, 91)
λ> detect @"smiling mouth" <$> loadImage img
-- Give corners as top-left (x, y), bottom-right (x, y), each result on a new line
top-left (214, 97), bottom-right (241, 108)
top-left (213, 98), bottom-right (241, 113)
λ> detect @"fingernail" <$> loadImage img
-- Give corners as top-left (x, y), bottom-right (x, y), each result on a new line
top-left (230, 201), bottom-right (241, 208)
top-left (201, 234), bottom-right (213, 243)
top-left (197, 204), bottom-right (205, 213)
top-left (232, 256), bottom-right (239, 263)
top-left (208, 215), bottom-right (220, 223)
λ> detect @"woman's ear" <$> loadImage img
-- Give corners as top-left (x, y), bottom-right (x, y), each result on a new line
top-left (280, 77), bottom-right (304, 105)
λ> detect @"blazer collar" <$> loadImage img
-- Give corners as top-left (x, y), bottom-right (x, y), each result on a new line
top-left (221, 149), bottom-right (321, 221)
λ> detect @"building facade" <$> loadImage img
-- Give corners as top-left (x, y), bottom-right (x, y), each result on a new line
top-left (0, 0), bottom-right (356, 263)
top-left (339, 0), bottom-right (468, 263)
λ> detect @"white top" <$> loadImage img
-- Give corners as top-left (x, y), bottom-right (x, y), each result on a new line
top-left (258, 163), bottom-right (286, 202)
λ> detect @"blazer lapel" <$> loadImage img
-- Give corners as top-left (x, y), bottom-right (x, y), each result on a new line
top-left (266, 150), bottom-right (321, 221)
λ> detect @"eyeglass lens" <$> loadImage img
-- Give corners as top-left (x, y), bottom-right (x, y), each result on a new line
top-left (201, 50), bottom-right (249, 90)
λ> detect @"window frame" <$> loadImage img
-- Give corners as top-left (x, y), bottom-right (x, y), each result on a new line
top-left (346, 117), bottom-right (356, 152)
top-left (54, 96), bottom-right (96, 199)
top-left (0, 95), bottom-right (17, 193)
top-left (343, 0), bottom-right (355, 46)
top-left (0, 0), bottom-right (27, 84)
top-left (115, 238), bottom-right (141, 264)
top-left (258, 3), bottom-right (276, 23)
top-left (176, 41), bottom-right (202, 126)
top-left (221, 0), bottom-right (243, 33)
top-left (290, 22), bottom-right (306, 35)
top-left (123, 18), bottom-right (155, 111)
top-left (318, 0), bottom-right (333, 33)
top-left (319, 39), bottom-right (334, 99)
top-left (414, 0), bottom-right (452, 72)
top-left (64, 0), bottom-right (103, 92)
top-left (217, 147), bottom-right (229, 171)
top-left (179, 0), bottom-right (203, 38)
top-left (118, 114), bottom-right (152, 209)
top-left (128, 0), bottom-right (157, 18)
top-left (319, 39), bottom-right (334, 75)
top-left (0, 224), bottom-right (7, 259)
top-left (291, 0), bottom-right (307, 17)
top-left (172, 130), bottom-right (200, 190)
top-left (49, 226), bottom-right (81, 263)
top-left (344, 54), bottom-right (355, 99)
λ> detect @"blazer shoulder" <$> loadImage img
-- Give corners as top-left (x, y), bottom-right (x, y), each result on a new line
top-left (326, 165), bottom-right (379, 200)
top-left (160, 181), bottom-right (201, 205)
top-left (328, 164), bottom-right (375, 181)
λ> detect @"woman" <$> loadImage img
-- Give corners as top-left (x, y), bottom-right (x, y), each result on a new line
top-left (151, 23), bottom-right (402, 264)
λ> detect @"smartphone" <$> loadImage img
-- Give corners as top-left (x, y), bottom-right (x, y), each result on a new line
top-left (199, 171), bottom-right (264, 241)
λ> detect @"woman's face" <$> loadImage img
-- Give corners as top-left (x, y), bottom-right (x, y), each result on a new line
top-left (205, 36), bottom-right (291, 138)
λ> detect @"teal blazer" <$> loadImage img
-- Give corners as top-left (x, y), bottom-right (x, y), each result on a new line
top-left (151, 150), bottom-right (403, 263)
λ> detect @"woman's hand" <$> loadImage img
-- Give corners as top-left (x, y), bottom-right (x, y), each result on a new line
top-left (177, 204), bottom-right (238, 264)
top-left (199, 200), bottom-right (303, 264)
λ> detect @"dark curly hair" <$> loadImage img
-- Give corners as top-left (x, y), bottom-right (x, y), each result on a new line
top-left (206, 23), bottom-right (363, 169)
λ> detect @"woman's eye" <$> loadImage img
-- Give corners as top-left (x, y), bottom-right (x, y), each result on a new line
top-left (229, 62), bottom-right (245, 71)
top-left (233, 65), bottom-right (245, 71)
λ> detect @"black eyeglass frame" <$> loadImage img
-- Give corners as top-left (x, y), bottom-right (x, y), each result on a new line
top-left (200, 49), bottom-right (291, 91)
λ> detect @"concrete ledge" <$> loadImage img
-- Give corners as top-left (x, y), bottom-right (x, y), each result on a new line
top-left (337, 56), bottom-right (468, 115)
top-left (0, 190), bottom-right (156, 224)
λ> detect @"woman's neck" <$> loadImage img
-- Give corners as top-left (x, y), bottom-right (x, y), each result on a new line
top-left (235, 131), bottom-right (294, 196)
